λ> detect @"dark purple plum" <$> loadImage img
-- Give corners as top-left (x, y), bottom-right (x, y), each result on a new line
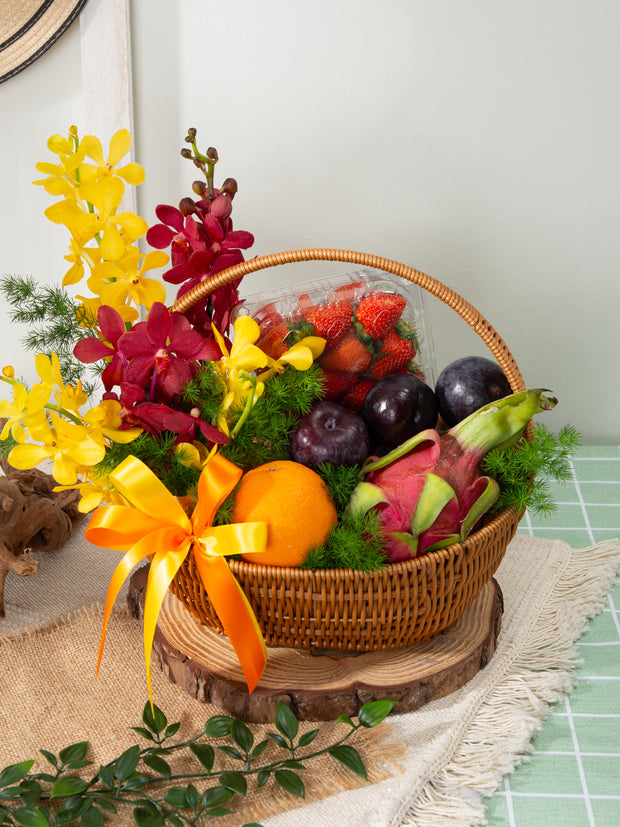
top-left (289, 401), bottom-right (370, 468)
top-left (435, 356), bottom-right (512, 427)
top-left (361, 374), bottom-right (438, 449)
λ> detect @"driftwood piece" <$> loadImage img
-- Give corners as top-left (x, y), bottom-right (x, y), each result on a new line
top-left (0, 458), bottom-right (83, 619)
top-left (128, 565), bottom-right (503, 722)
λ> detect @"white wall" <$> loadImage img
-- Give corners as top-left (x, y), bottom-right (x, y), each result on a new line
top-left (1, 1), bottom-right (618, 442)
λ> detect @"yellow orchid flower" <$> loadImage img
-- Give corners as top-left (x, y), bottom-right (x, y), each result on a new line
top-left (89, 248), bottom-right (168, 311)
top-left (32, 129), bottom-right (86, 196)
top-left (212, 317), bottom-right (269, 429)
top-left (0, 381), bottom-right (50, 443)
top-left (34, 353), bottom-right (87, 415)
top-left (214, 316), bottom-right (269, 374)
top-left (259, 335), bottom-right (326, 381)
top-left (81, 400), bottom-right (142, 445)
top-left (8, 412), bottom-right (106, 486)
top-left (77, 177), bottom-right (148, 261)
top-left (80, 129), bottom-right (145, 186)
top-left (53, 471), bottom-right (126, 514)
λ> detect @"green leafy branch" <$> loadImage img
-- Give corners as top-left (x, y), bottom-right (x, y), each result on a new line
top-left (483, 423), bottom-right (582, 516)
top-left (0, 275), bottom-right (99, 396)
top-left (0, 698), bottom-right (396, 826)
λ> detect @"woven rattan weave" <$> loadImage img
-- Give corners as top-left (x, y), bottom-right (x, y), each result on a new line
top-left (169, 249), bottom-right (524, 650)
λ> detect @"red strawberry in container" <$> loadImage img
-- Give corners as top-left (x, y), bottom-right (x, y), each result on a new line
top-left (321, 369), bottom-right (358, 401)
top-left (254, 303), bottom-right (292, 359)
top-left (371, 325), bottom-right (418, 379)
top-left (319, 331), bottom-right (373, 373)
top-left (300, 300), bottom-right (353, 350)
top-left (355, 290), bottom-right (407, 340)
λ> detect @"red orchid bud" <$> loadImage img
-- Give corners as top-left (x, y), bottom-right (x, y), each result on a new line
top-left (220, 177), bottom-right (238, 197)
top-left (192, 180), bottom-right (206, 197)
top-left (178, 197), bottom-right (197, 216)
top-left (180, 148), bottom-right (192, 159)
top-left (186, 127), bottom-right (197, 141)
top-left (210, 194), bottom-right (232, 221)
top-left (206, 146), bottom-right (218, 163)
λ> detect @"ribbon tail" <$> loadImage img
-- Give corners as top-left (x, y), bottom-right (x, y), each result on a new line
top-left (96, 542), bottom-right (154, 679)
top-left (143, 544), bottom-right (190, 708)
top-left (193, 551), bottom-right (267, 693)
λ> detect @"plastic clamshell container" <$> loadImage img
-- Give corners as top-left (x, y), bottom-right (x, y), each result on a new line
top-left (235, 266), bottom-right (437, 411)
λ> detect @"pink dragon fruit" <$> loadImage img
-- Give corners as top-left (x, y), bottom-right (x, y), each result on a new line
top-left (347, 389), bottom-right (557, 562)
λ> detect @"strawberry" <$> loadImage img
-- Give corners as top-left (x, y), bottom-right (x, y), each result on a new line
top-left (342, 378), bottom-right (375, 412)
top-left (371, 329), bottom-right (417, 378)
top-left (327, 280), bottom-right (364, 303)
top-left (319, 332), bottom-right (373, 373)
top-left (257, 320), bottom-right (291, 359)
top-left (303, 300), bottom-right (353, 348)
top-left (355, 291), bottom-right (407, 339)
top-left (320, 369), bottom-right (357, 400)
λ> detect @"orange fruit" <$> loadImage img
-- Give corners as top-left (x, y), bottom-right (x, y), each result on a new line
top-left (232, 460), bottom-right (337, 567)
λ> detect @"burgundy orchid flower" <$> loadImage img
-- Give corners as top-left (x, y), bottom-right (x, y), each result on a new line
top-left (118, 302), bottom-right (220, 403)
top-left (146, 191), bottom-right (254, 337)
top-left (121, 401), bottom-right (227, 445)
top-left (73, 305), bottom-right (128, 391)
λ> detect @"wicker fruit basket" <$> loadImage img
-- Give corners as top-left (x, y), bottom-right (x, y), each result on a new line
top-left (169, 248), bottom-right (525, 651)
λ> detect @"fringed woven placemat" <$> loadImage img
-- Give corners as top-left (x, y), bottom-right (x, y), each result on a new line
top-left (0, 534), bottom-right (618, 826)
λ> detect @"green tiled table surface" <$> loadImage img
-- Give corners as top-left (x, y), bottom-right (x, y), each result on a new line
top-left (484, 445), bottom-right (620, 826)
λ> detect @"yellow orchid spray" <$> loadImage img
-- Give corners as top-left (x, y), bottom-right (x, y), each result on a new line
top-left (32, 126), bottom-right (165, 318)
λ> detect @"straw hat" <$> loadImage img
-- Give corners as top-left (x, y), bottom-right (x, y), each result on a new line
top-left (0, 0), bottom-right (90, 84)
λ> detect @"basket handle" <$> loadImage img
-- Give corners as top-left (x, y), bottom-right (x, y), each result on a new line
top-left (172, 247), bottom-right (526, 394)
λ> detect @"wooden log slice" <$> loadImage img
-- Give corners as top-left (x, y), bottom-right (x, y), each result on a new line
top-left (128, 566), bottom-right (503, 723)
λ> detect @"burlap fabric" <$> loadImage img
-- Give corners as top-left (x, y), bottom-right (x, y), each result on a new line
top-left (1, 531), bottom-right (619, 826)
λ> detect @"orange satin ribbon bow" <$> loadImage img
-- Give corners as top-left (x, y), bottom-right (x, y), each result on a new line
top-left (85, 453), bottom-right (268, 704)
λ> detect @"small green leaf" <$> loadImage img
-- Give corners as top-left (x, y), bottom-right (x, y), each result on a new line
top-left (231, 719), bottom-right (254, 754)
top-left (58, 742), bottom-right (88, 765)
top-left (201, 786), bottom-right (234, 809)
top-left (216, 745), bottom-right (244, 761)
top-left (65, 759), bottom-right (92, 770)
top-left (167, 816), bottom-right (183, 827)
top-left (96, 766), bottom-right (114, 789)
top-left (50, 776), bottom-right (89, 798)
top-left (219, 771), bottom-right (247, 795)
top-left (12, 806), bottom-right (49, 827)
top-left (121, 773), bottom-right (151, 791)
top-left (163, 787), bottom-right (188, 808)
top-left (204, 807), bottom-right (233, 817)
top-left (142, 754), bottom-right (171, 778)
top-left (39, 750), bottom-right (58, 768)
top-left (334, 714), bottom-right (355, 727)
top-left (297, 729), bottom-right (319, 747)
top-left (280, 760), bottom-right (305, 770)
top-left (249, 739), bottom-right (269, 761)
top-left (256, 769), bottom-right (271, 788)
top-left (80, 805), bottom-right (105, 827)
top-left (274, 769), bottom-right (305, 798)
top-left (54, 795), bottom-right (91, 822)
top-left (203, 715), bottom-right (233, 737)
top-left (328, 745), bottom-right (367, 779)
top-left (275, 701), bottom-right (299, 742)
top-left (129, 727), bottom-right (155, 742)
top-left (189, 743), bottom-right (214, 773)
top-left (357, 699), bottom-right (397, 728)
top-left (132, 807), bottom-right (165, 827)
top-left (113, 745), bottom-right (141, 782)
top-left (0, 761), bottom-right (34, 788)
top-left (164, 721), bottom-right (181, 739)
top-left (185, 783), bottom-right (199, 808)
top-left (267, 732), bottom-right (288, 750)
top-left (142, 702), bottom-right (167, 735)
top-left (94, 799), bottom-right (116, 813)
top-left (18, 779), bottom-right (41, 807)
